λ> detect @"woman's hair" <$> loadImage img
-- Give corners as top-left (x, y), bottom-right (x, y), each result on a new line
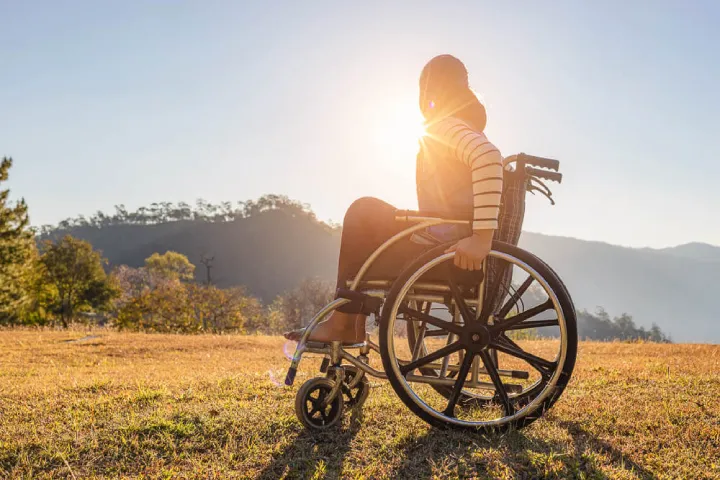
top-left (419, 54), bottom-right (487, 132)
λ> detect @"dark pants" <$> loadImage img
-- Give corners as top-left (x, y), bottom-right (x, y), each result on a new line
top-left (335, 197), bottom-right (472, 290)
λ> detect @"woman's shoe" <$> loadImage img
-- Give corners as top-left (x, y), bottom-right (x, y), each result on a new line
top-left (284, 312), bottom-right (366, 345)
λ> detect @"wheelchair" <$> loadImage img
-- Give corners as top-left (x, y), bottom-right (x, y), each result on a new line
top-left (284, 154), bottom-right (578, 434)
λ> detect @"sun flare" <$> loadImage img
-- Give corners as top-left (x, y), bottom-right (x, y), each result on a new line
top-left (373, 99), bottom-right (427, 157)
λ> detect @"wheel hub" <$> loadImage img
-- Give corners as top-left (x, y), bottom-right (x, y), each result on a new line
top-left (463, 325), bottom-right (492, 351)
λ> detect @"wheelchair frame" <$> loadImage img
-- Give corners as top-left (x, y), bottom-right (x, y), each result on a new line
top-left (285, 214), bottom-right (471, 384)
top-left (285, 154), bottom-right (577, 433)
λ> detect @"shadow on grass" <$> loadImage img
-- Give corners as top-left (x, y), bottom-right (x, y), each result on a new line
top-left (558, 420), bottom-right (655, 479)
top-left (256, 409), bottom-right (364, 480)
top-left (390, 420), bottom-right (655, 480)
top-left (258, 415), bottom-right (655, 479)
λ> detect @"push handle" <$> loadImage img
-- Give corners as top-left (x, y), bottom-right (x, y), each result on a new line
top-left (518, 153), bottom-right (560, 171)
top-left (526, 166), bottom-right (563, 183)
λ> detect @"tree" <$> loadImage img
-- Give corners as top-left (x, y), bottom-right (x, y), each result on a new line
top-left (145, 251), bottom-right (195, 282)
top-left (613, 313), bottom-right (636, 339)
top-left (185, 284), bottom-right (260, 333)
top-left (649, 323), bottom-right (670, 343)
top-left (40, 235), bottom-right (115, 327)
top-left (21, 250), bottom-right (57, 325)
top-left (264, 277), bottom-right (334, 334)
top-left (0, 157), bottom-right (36, 325)
top-left (110, 257), bottom-right (261, 334)
top-left (575, 307), bottom-right (671, 342)
top-left (200, 253), bottom-right (214, 285)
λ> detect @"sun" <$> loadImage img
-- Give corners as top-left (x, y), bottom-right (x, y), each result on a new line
top-left (373, 99), bottom-right (426, 154)
top-left (398, 104), bottom-right (427, 143)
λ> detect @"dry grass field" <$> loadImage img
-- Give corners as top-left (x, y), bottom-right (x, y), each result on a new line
top-left (0, 330), bottom-right (718, 479)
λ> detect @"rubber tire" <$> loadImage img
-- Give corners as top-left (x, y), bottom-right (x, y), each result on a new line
top-left (294, 377), bottom-right (345, 430)
top-left (379, 240), bottom-right (578, 433)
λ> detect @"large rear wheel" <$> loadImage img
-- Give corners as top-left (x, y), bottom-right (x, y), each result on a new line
top-left (380, 241), bottom-right (577, 433)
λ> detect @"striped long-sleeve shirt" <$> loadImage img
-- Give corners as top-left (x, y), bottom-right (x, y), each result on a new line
top-left (426, 117), bottom-right (504, 231)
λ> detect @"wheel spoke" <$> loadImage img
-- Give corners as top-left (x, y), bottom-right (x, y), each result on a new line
top-left (411, 320), bottom-right (428, 362)
top-left (480, 350), bottom-right (514, 417)
top-left (443, 352), bottom-right (474, 417)
top-left (492, 337), bottom-right (556, 377)
top-left (399, 305), bottom-right (464, 335)
top-left (497, 275), bottom-right (534, 319)
top-left (400, 341), bottom-right (463, 375)
top-left (503, 319), bottom-right (559, 331)
top-left (497, 333), bottom-right (521, 351)
top-left (492, 300), bottom-right (553, 333)
top-left (424, 328), bottom-right (452, 337)
top-left (446, 266), bottom-right (476, 325)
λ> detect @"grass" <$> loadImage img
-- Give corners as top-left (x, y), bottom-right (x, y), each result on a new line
top-left (0, 331), bottom-right (718, 479)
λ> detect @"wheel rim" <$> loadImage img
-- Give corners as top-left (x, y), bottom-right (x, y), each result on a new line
top-left (385, 251), bottom-right (568, 428)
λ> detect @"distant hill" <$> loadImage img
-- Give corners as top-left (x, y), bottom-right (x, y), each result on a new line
top-left (41, 210), bottom-right (341, 303)
top-left (42, 210), bottom-right (719, 343)
top-left (655, 242), bottom-right (720, 263)
top-left (519, 234), bottom-right (719, 343)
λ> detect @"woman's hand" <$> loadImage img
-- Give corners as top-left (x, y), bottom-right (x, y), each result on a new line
top-left (445, 229), bottom-right (494, 270)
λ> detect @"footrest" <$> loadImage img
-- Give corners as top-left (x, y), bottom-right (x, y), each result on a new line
top-left (335, 288), bottom-right (384, 315)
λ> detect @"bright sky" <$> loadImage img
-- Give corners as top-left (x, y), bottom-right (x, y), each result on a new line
top-left (1, 1), bottom-right (718, 248)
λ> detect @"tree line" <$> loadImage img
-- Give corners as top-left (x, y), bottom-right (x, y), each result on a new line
top-left (576, 308), bottom-right (670, 343)
top-left (38, 194), bottom-right (340, 237)
top-left (4, 229), bottom-right (332, 334)
top-left (0, 157), bottom-right (331, 332)
top-left (502, 283), bottom-right (671, 343)
top-left (0, 156), bottom-right (671, 341)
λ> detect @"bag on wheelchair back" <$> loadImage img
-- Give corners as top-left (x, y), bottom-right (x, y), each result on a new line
top-left (485, 163), bottom-right (558, 315)
top-left (484, 166), bottom-right (528, 314)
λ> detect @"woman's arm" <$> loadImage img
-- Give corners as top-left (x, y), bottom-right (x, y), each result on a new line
top-left (427, 117), bottom-right (504, 232)
top-left (425, 117), bottom-right (502, 270)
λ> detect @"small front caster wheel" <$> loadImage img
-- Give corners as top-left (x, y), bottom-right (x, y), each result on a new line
top-left (341, 366), bottom-right (370, 408)
top-left (294, 377), bottom-right (344, 430)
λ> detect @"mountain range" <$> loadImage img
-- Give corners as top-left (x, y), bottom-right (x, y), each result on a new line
top-left (46, 210), bottom-right (719, 343)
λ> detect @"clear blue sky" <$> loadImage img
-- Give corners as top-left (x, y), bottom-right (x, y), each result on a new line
top-left (1, 1), bottom-right (718, 248)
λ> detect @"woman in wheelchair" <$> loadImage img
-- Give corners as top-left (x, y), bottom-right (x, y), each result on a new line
top-left (286, 55), bottom-right (575, 433)
top-left (285, 54), bottom-right (504, 345)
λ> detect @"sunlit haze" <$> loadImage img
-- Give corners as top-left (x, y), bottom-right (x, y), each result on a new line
top-left (1, 1), bottom-right (718, 248)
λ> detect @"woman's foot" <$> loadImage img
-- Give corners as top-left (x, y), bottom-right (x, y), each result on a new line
top-left (284, 312), bottom-right (366, 344)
